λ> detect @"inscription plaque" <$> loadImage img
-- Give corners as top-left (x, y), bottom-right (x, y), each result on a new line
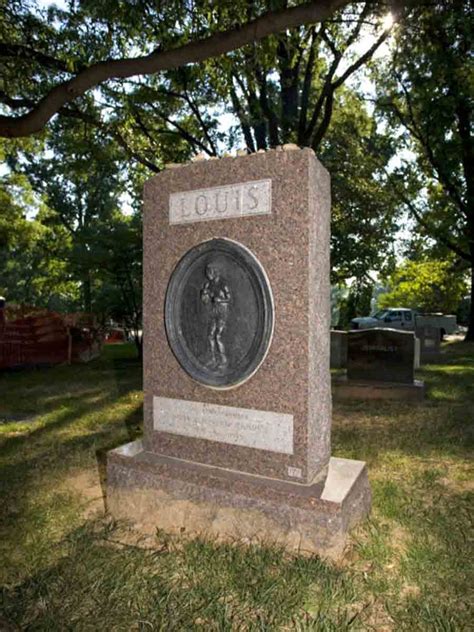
top-left (154, 396), bottom-right (293, 454)
top-left (165, 238), bottom-right (274, 388)
top-left (169, 179), bottom-right (271, 225)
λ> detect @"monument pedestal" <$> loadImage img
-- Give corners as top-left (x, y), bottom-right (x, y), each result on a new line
top-left (107, 440), bottom-right (371, 559)
top-left (333, 375), bottom-right (425, 401)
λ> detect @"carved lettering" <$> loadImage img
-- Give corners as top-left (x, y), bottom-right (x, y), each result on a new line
top-left (195, 194), bottom-right (208, 215)
top-left (215, 191), bottom-right (228, 214)
top-left (180, 197), bottom-right (191, 218)
top-left (362, 344), bottom-right (398, 353)
top-left (169, 179), bottom-right (271, 225)
top-left (234, 189), bottom-right (241, 213)
top-left (154, 396), bottom-right (293, 454)
top-left (246, 184), bottom-right (259, 210)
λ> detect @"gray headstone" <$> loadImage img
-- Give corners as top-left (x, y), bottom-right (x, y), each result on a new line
top-left (414, 337), bottom-right (420, 369)
top-left (330, 330), bottom-right (347, 368)
top-left (416, 325), bottom-right (441, 362)
top-left (347, 328), bottom-right (415, 384)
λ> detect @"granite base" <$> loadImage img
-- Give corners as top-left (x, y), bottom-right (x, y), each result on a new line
top-left (333, 375), bottom-right (425, 401)
top-left (106, 441), bottom-right (371, 559)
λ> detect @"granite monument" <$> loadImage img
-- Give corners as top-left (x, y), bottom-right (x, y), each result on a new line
top-left (107, 148), bottom-right (371, 557)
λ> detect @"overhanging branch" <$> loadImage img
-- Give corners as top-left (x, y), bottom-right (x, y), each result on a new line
top-left (0, 0), bottom-right (347, 138)
top-left (386, 169), bottom-right (470, 262)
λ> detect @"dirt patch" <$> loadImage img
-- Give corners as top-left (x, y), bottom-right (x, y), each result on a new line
top-left (362, 599), bottom-right (395, 631)
top-left (61, 468), bottom-right (105, 517)
top-left (389, 525), bottom-right (411, 555)
top-left (400, 583), bottom-right (421, 599)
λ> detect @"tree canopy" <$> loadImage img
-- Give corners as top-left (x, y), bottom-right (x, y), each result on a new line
top-left (0, 0), bottom-right (357, 137)
top-left (379, 258), bottom-right (467, 314)
top-left (1, 0), bottom-right (472, 343)
top-left (374, 0), bottom-right (473, 337)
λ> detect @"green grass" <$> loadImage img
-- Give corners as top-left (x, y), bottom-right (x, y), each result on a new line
top-left (1, 342), bottom-right (473, 630)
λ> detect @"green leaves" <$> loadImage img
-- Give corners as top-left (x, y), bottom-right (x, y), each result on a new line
top-left (379, 258), bottom-right (467, 314)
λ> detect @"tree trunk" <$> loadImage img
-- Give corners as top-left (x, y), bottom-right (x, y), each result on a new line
top-left (465, 257), bottom-right (474, 341)
top-left (83, 274), bottom-right (92, 313)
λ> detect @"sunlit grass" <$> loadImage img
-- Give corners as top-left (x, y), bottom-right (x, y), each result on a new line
top-left (0, 342), bottom-right (473, 629)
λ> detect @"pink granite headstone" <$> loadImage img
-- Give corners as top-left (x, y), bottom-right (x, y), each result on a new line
top-left (107, 148), bottom-right (371, 557)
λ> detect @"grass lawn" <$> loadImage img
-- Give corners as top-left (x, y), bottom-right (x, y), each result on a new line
top-left (0, 342), bottom-right (472, 630)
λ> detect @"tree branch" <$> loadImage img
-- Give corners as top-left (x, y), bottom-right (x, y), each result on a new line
top-left (332, 26), bottom-right (391, 90)
top-left (59, 106), bottom-right (161, 172)
top-left (0, 0), bottom-right (348, 138)
top-left (254, 65), bottom-right (280, 147)
top-left (148, 104), bottom-right (215, 156)
top-left (381, 85), bottom-right (468, 217)
top-left (0, 43), bottom-right (71, 73)
top-left (386, 170), bottom-right (470, 262)
top-left (306, 20), bottom-right (391, 147)
top-left (298, 26), bottom-right (319, 143)
top-left (230, 85), bottom-right (256, 153)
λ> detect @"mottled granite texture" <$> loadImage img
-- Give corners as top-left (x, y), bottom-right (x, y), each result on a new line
top-left (333, 376), bottom-right (425, 401)
top-left (142, 149), bottom-right (331, 485)
top-left (107, 440), bottom-right (371, 559)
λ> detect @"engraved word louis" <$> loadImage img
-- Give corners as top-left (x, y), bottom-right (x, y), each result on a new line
top-left (169, 179), bottom-right (272, 225)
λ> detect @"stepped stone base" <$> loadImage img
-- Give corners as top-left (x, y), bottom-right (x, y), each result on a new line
top-left (107, 440), bottom-right (371, 559)
top-left (333, 376), bottom-right (425, 401)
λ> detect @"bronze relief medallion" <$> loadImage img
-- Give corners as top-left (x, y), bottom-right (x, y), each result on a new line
top-left (165, 238), bottom-right (274, 388)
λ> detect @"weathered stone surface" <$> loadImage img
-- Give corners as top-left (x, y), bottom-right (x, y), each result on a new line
top-left (347, 328), bottom-right (415, 384)
top-left (153, 397), bottom-right (294, 455)
top-left (169, 179), bottom-right (272, 225)
top-left (107, 441), bottom-right (371, 560)
top-left (107, 149), bottom-right (371, 555)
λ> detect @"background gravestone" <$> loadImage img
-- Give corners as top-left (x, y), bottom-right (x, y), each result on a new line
top-left (347, 328), bottom-right (415, 384)
top-left (107, 148), bottom-right (371, 557)
top-left (333, 327), bottom-right (424, 400)
top-left (330, 330), bottom-right (348, 369)
top-left (416, 325), bottom-right (441, 363)
top-left (414, 337), bottom-right (421, 369)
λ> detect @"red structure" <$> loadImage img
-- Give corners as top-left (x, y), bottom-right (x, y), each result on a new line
top-left (0, 301), bottom-right (102, 370)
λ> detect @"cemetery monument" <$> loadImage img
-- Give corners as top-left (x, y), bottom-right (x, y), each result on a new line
top-left (107, 147), bottom-right (371, 557)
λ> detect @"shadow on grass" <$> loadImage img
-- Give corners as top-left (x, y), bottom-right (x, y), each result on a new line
top-left (0, 344), bottom-right (142, 417)
top-left (367, 471), bottom-right (473, 627)
top-left (0, 519), bottom-right (355, 631)
top-left (95, 403), bottom-right (144, 505)
top-left (1, 343), bottom-right (472, 630)
top-left (0, 345), bottom-right (143, 557)
top-left (333, 341), bottom-right (474, 462)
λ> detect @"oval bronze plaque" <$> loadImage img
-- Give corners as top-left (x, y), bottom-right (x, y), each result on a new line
top-left (165, 238), bottom-right (274, 388)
